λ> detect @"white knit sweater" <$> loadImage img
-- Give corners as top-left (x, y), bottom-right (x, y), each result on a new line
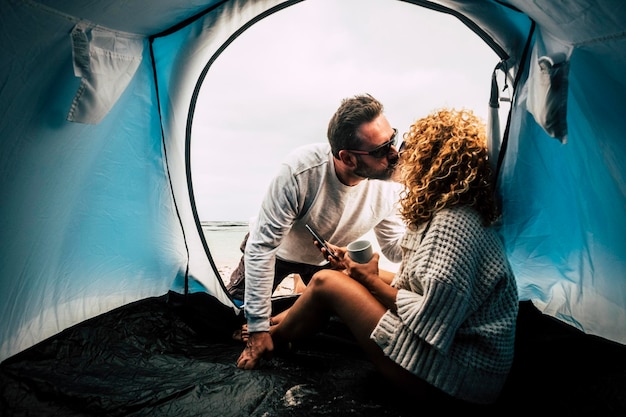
top-left (371, 206), bottom-right (518, 404)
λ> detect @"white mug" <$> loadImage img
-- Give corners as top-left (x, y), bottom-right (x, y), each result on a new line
top-left (347, 240), bottom-right (373, 264)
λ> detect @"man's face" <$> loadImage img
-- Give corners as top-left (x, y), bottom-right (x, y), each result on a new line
top-left (351, 115), bottom-right (400, 180)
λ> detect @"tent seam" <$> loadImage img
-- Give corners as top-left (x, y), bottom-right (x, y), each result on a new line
top-left (148, 38), bottom-right (191, 295)
top-left (20, 0), bottom-right (143, 38)
top-left (573, 30), bottom-right (626, 46)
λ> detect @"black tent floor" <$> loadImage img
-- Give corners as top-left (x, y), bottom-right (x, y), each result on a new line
top-left (1, 292), bottom-right (625, 417)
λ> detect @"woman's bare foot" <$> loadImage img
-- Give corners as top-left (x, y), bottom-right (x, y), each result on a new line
top-left (269, 309), bottom-right (290, 326)
top-left (232, 324), bottom-right (249, 343)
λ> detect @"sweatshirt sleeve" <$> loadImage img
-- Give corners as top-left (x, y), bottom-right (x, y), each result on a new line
top-left (244, 163), bottom-right (301, 332)
top-left (371, 182), bottom-right (404, 264)
top-left (373, 209), bottom-right (405, 263)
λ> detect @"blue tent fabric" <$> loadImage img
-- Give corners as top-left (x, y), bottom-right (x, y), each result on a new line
top-left (498, 32), bottom-right (626, 341)
top-left (1, 0), bottom-right (626, 410)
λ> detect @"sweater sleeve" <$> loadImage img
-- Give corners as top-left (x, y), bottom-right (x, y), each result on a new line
top-left (394, 212), bottom-right (479, 353)
top-left (395, 283), bottom-right (468, 354)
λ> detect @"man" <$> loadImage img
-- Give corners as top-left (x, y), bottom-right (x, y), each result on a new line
top-left (236, 93), bottom-right (405, 369)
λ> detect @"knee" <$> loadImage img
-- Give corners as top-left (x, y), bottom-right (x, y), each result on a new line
top-left (309, 269), bottom-right (334, 288)
top-left (308, 269), bottom-right (348, 294)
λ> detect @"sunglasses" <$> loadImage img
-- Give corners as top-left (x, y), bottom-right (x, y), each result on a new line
top-left (346, 128), bottom-right (398, 159)
top-left (398, 140), bottom-right (406, 156)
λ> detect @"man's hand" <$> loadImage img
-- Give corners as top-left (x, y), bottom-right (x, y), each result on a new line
top-left (236, 331), bottom-right (273, 370)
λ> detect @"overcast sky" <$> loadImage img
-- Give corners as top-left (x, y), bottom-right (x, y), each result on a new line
top-left (191, 0), bottom-right (503, 221)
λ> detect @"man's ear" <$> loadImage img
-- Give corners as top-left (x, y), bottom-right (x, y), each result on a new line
top-left (337, 150), bottom-right (357, 168)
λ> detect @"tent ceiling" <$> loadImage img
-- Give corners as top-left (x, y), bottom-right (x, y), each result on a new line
top-left (25, 0), bottom-right (626, 42)
top-left (27, 0), bottom-right (223, 35)
top-left (504, 0), bottom-right (626, 46)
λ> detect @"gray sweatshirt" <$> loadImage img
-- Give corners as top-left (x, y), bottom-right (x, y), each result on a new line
top-left (244, 143), bottom-right (405, 332)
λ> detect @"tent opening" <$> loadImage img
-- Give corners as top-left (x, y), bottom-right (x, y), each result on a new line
top-left (189, 0), bottom-right (508, 286)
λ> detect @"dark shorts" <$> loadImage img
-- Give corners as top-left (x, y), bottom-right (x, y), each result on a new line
top-left (226, 234), bottom-right (331, 301)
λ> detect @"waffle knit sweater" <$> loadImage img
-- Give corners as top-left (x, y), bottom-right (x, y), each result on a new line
top-left (371, 206), bottom-right (518, 404)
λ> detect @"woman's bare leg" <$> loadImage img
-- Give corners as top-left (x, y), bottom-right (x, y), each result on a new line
top-left (270, 269), bottom-right (449, 400)
top-left (270, 269), bottom-right (398, 372)
top-left (270, 270), bottom-right (383, 344)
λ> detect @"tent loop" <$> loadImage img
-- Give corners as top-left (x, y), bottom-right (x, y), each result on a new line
top-left (67, 22), bottom-right (144, 124)
top-left (487, 64), bottom-right (500, 163)
top-left (526, 49), bottom-right (570, 143)
top-left (487, 60), bottom-right (509, 171)
top-left (493, 20), bottom-right (536, 188)
top-left (497, 59), bottom-right (510, 97)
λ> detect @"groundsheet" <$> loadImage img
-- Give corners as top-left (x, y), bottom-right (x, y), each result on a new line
top-left (1, 292), bottom-right (625, 416)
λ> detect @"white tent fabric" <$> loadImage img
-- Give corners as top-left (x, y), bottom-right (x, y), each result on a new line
top-left (68, 22), bottom-right (144, 124)
top-left (1, 0), bottom-right (625, 362)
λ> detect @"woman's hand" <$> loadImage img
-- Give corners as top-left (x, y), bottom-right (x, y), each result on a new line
top-left (344, 253), bottom-right (398, 311)
top-left (344, 253), bottom-right (380, 287)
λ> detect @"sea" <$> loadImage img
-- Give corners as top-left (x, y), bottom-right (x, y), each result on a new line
top-left (200, 220), bottom-right (298, 294)
top-left (200, 220), bottom-right (249, 277)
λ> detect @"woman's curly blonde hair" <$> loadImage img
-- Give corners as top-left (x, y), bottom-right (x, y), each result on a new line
top-left (398, 108), bottom-right (499, 228)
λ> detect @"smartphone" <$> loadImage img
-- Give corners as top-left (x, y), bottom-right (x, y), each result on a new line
top-left (305, 224), bottom-right (339, 261)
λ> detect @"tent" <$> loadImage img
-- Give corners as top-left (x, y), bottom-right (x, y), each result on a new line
top-left (1, 0), bottom-right (625, 414)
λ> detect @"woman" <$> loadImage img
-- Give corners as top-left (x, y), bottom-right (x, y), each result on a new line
top-left (237, 108), bottom-right (518, 406)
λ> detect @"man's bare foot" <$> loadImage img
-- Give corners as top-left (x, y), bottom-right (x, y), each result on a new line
top-left (236, 332), bottom-right (274, 370)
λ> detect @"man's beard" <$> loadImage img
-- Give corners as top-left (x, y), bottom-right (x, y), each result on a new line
top-left (353, 157), bottom-right (398, 181)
